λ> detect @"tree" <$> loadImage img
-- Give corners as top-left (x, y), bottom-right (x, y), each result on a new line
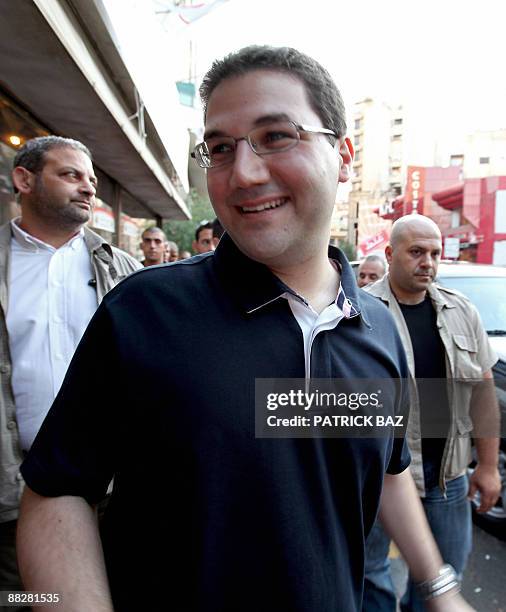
top-left (163, 189), bottom-right (215, 253)
top-left (338, 240), bottom-right (357, 261)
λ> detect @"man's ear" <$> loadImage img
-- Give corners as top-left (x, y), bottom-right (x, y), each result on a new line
top-left (191, 240), bottom-right (197, 252)
top-left (338, 137), bottom-right (354, 183)
top-left (12, 167), bottom-right (35, 195)
top-left (385, 244), bottom-right (393, 265)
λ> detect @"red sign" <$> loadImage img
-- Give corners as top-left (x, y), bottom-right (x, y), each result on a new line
top-left (358, 229), bottom-right (390, 257)
top-left (405, 166), bottom-right (425, 214)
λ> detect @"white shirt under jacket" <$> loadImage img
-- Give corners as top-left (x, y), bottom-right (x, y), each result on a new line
top-left (6, 219), bottom-right (97, 450)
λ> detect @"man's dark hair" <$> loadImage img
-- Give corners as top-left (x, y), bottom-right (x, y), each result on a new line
top-left (195, 221), bottom-right (213, 242)
top-left (13, 136), bottom-right (92, 174)
top-left (199, 45), bottom-right (347, 139)
top-left (211, 217), bottom-right (224, 240)
top-left (13, 136), bottom-right (92, 193)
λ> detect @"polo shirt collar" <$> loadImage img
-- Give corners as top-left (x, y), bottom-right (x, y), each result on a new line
top-left (214, 233), bottom-right (366, 319)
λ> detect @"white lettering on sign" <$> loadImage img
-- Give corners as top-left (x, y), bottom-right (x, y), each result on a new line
top-left (411, 170), bottom-right (421, 212)
top-left (380, 201), bottom-right (395, 216)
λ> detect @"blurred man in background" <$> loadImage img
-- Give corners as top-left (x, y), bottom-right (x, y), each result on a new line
top-left (140, 226), bottom-right (167, 266)
top-left (357, 254), bottom-right (386, 288)
top-left (179, 249), bottom-right (192, 260)
top-left (165, 240), bottom-right (179, 263)
top-left (192, 220), bottom-right (215, 254)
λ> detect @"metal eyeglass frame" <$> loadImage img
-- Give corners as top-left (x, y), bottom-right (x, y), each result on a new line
top-left (190, 121), bottom-right (338, 169)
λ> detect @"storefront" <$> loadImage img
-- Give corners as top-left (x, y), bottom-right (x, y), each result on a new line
top-left (432, 177), bottom-right (506, 264)
top-left (0, 0), bottom-right (191, 253)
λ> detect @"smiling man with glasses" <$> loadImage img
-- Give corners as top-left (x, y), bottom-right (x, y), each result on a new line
top-left (17, 47), bottom-right (472, 612)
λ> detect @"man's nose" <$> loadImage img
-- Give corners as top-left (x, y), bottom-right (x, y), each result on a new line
top-left (79, 178), bottom-right (96, 196)
top-left (229, 140), bottom-right (270, 189)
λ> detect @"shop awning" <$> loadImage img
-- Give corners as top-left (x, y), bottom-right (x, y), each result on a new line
top-left (431, 183), bottom-right (464, 210)
top-left (0, 0), bottom-right (190, 220)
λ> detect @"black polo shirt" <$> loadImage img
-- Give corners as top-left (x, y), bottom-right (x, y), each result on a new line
top-left (22, 234), bottom-right (410, 612)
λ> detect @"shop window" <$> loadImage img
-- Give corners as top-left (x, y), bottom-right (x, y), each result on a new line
top-left (0, 90), bottom-right (50, 224)
top-left (0, 91), bottom-right (48, 152)
top-left (450, 154), bottom-right (464, 167)
top-left (451, 210), bottom-right (460, 228)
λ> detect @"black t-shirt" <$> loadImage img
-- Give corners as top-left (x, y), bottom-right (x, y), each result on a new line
top-left (21, 236), bottom-right (410, 612)
top-left (399, 296), bottom-right (449, 486)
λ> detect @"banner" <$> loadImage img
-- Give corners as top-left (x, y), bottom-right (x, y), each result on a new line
top-left (156, 0), bottom-right (229, 24)
top-left (357, 229), bottom-right (389, 257)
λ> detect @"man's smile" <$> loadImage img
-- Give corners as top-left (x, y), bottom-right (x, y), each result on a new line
top-left (238, 197), bottom-right (288, 214)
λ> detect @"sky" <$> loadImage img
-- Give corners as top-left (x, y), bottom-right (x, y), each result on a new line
top-left (157, 0), bottom-right (505, 138)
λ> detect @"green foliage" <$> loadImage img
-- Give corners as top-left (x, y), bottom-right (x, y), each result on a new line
top-left (338, 240), bottom-right (357, 261)
top-left (163, 189), bottom-right (215, 253)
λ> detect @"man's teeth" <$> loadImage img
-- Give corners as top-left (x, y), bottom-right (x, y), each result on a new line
top-left (241, 198), bottom-right (285, 213)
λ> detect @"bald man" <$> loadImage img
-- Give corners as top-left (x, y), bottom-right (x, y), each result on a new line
top-left (357, 255), bottom-right (386, 288)
top-left (363, 214), bottom-right (500, 611)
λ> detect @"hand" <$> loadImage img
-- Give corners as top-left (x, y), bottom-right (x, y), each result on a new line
top-left (468, 463), bottom-right (501, 513)
top-left (425, 590), bottom-right (475, 611)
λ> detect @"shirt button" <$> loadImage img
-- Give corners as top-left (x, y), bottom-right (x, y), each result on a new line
top-left (0, 364), bottom-right (9, 373)
top-left (16, 472), bottom-right (24, 481)
top-left (7, 420), bottom-right (16, 430)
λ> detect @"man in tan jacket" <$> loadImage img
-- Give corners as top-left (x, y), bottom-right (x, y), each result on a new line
top-left (363, 214), bottom-right (500, 611)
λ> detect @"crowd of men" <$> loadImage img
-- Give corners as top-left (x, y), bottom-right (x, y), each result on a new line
top-left (140, 219), bottom-right (218, 267)
top-left (0, 43), bottom-right (499, 612)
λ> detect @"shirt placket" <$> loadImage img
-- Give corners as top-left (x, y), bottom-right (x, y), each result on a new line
top-left (307, 304), bottom-right (344, 380)
top-left (47, 247), bottom-right (67, 397)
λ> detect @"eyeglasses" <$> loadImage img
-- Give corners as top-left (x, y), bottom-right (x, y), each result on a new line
top-left (191, 120), bottom-right (337, 169)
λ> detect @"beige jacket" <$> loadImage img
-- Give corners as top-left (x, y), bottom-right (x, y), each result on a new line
top-left (365, 275), bottom-right (497, 495)
top-left (0, 223), bottom-right (142, 522)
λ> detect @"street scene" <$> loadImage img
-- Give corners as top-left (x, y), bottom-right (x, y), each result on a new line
top-left (1, 1), bottom-right (505, 611)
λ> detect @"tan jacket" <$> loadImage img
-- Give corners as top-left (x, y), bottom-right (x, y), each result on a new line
top-left (365, 275), bottom-right (497, 495)
top-left (0, 223), bottom-right (142, 522)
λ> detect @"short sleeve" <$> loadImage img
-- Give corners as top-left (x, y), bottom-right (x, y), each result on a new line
top-left (387, 370), bottom-right (411, 475)
top-left (386, 436), bottom-right (411, 475)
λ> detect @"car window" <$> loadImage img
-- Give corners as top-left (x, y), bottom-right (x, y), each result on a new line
top-left (437, 276), bottom-right (506, 333)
